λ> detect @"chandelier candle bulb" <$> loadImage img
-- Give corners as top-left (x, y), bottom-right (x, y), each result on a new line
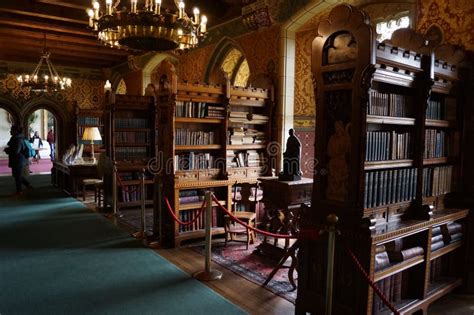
top-left (93, 1), bottom-right (100, 19)
top-left (178, 1), bottom-right (184, 19)
top-left (131, 0), bottom-right (137, 13)
top-left (193, 7), bottom-right (199, 24)
top-left (106, 0), bottom-right (112, 15)
top-left (87, 9), bottom-right (94, 27)
top-left (155, 0), bottom-right (161, 14)
top-left (200, 15), bottom-right (207, 33)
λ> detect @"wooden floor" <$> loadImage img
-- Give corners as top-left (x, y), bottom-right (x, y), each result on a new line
top-left (80, 198), bottom-right (294, 315)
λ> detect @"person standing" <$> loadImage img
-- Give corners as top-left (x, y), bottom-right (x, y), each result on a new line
top-left (4, 125), bottom-right (32, 195)
top-left (47, 128), bottom-right (55, 161)
top-left (30, 131), bottom-right (43, 160)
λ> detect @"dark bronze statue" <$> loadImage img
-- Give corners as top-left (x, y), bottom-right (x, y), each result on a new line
top-left (279, 128), bottom-right (302, 181)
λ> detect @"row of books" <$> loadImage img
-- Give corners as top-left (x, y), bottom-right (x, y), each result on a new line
top-left (229, 111), bottom-right (269, 124)
top-left (78, 116), bottom-right (103, 125)
top-left (373, 245), bottom-right (403, 313)
top-left (115, 118), bottom-right (149, 129)
top-left (119, 186), bottom-right (143, 203)
top-left (175, 101), bottom-right (225, 119)
top-left (115, 131), bottom-right (149, 144)
top-left (228, 128), bottom-right (266, 145)
top-left (368, 91), bottom-right (413, 117)
top-left (426, 98), bottom-right (456, 121)
top-left (179, 190), bottom-right (205, 203)
top-left (365, 131), bottom-right (412, 161)
top-left (422, 165), bottom-right (453, 197)
top-left (430, 258), bottom-right (443, 282)
top-left (115, 147), bottom-right (148, 159)
top-left (431, 222), bottom-right (463, 252)
top-left (424, 129), bottom-right (447, 159)
top-left (364, 168), bottom-right (418, 209)
top-left (174, 153), bottom-right (215, 171)
top-left (227, 150), bottom-right (264, 168)
top-left (175, 129), bottom-right (218, 145)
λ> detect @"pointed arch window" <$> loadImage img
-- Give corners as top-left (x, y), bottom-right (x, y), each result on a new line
top-left (220, 48), bottom-right (250, 87)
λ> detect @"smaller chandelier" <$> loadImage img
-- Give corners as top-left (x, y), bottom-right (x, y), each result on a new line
top-left (87, 0), bottom-right (208, 52)
top-left (17, 41), bottom-right (72, 92)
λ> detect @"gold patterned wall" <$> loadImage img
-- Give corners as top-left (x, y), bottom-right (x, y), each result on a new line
top-left (417, 0), bottom-right (474, 51)
top-left (177, 24), bottom-right (280, 85)
top-left (0, 74), bottom-right (105, 111)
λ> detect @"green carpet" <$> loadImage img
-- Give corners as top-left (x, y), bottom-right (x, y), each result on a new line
top-left (0, 175), bottom-right (246, 315)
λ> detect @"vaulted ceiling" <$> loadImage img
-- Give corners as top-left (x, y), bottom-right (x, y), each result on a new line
top-left (0, 0), bottom-right (242, 69)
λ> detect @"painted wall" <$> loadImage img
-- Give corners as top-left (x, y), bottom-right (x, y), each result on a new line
top-left (0, 108), bottom-right (12, 159)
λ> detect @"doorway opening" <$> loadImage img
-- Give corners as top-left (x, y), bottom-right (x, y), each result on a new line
top-left (26, 108), bottom-right (56, 174)
top-left (0, 107), bottom-right (16, 176)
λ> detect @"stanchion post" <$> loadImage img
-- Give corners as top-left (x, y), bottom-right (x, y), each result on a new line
top-left (133, 169), bottom-right (146, 239)
top-left (112, 162), bottom-right (118, 215)
top-left (325, 214), bottom-right (338, 315)
top-left (193, 191), bottom-right (222, 281)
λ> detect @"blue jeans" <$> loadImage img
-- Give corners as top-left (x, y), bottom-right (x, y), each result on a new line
top-left (12, 164), bottom-right (30, 193)
top-left (49, 143), bottom-right (55, 161)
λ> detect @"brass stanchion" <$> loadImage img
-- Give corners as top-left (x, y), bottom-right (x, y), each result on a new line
top-left (133, 169), bottom-right (146, 239)
top-left (193, 191), bottom-right (222, 281)
top-left (108, 162), bottom-right (123, 218)
top-left (325, 214), bottom-right (338, 315)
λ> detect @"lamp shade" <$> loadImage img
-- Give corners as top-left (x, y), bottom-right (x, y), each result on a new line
top-left (82, 127), bottom-right (102, 141)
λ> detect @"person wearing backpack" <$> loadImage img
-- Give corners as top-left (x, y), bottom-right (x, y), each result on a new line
top-left (4, 125), bottom-right (32, 195)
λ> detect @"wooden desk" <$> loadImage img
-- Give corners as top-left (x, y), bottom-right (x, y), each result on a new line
top-left (257, 177), bottom-right (313, 289)
top-left (52, 161), bottom-right (98, 197)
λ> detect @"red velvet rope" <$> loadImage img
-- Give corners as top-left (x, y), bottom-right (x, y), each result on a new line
top-left (346, 248), bottom-right (400, 315)
top-left (212, 195), bottom-right (307, 240)
top-left (164, 197), bottom-right (206, 226)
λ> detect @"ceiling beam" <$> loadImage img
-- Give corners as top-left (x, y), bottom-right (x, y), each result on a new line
top-left (0, 36), bottom-right (129, 58)
top-left (0, 16), bottom-right (93, 37)
top-left (0, 8), bottom-right (88, 25)
top-left (35, 0), bottom-right (89, 11)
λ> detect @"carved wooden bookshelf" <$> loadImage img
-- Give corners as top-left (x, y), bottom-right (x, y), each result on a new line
top-left (105, 93), bottom-right (157, 212)
top-left (155, 70), bottom-right (273, 247)
top-left (296, 4), bottom-right (470, 315)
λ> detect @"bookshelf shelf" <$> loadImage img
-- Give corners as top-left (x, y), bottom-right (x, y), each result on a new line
top-left (423, 157), bottom-right (449, 165)
top-left (227, 144), bottom-right (267, 150)
top-left (179, 200), bottom-right (226, 211)
top-left (175, 145), bottom-right (222, 150)
top-left (175, 117), bottom-right (224, 124)
top-left (115, 128), bottom-right (151, 132)
top-left (367, 115), bottom-right (416, 125)
top-left (374, 255), bottom-right (424, 282)
top-left (425, 119), bottom-right (453, 128)
top-left (430, 241), bottom-right (462, 261)
top-left (364, 159), bottom-right (414, 170)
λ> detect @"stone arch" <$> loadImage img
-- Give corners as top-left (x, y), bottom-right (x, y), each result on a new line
top-left (21, 96), bottom-right (73, 159)
top-left (142, 53), bottom-right (178, 95)
top-left (0, 95), bottom-right (21, 126)
top-left (204, 37), bottom-right (249, 86)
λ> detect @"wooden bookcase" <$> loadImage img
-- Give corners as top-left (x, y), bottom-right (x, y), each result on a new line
top-left (155, 70), bottom-right (273, 247)
top-left (296, 4), bottom-right (470, 315)
top-left (75, 106), bottom-right (104, 154)
top-left (105, 93), bottom-right (157, 212)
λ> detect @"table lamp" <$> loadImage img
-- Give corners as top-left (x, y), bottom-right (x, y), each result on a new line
top-left (82, 127), bottom-right (102, 163)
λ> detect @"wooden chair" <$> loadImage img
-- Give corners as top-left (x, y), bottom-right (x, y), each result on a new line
top-left (224, 183), bottom-right (260, 250)
top-left (81, 153), bottom-right (105, 207)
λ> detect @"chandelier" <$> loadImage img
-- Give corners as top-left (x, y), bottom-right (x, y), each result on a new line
top-left (87, 0), bottom-right (208, 52)
top-left (17, 36), bottom-right (72, 92)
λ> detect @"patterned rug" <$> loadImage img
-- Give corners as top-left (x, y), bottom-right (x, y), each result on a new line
top-left (192, 240), bottom-right (297, 303)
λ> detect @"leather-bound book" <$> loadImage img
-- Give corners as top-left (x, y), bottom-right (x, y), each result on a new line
top-left (388, 246), bottom-right (424, 262)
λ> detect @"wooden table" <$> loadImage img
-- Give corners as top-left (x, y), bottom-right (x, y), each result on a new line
top-left (52, 161), bottom-right (98, 197)
top-left (257, 177), bottom-right (313, 289)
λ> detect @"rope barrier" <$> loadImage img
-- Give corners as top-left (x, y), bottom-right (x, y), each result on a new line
top-left (212, 195), bottom-right (317, 240)
top-left (346, 247), bottom-right (400, 315)
top-left (164, 197), bottom-right (206, 226)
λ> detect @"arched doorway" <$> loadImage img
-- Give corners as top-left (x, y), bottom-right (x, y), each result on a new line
top-left (26, 108), bottom-right (56, 174)
top-left (0, 107), bottom-right (19, 175)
